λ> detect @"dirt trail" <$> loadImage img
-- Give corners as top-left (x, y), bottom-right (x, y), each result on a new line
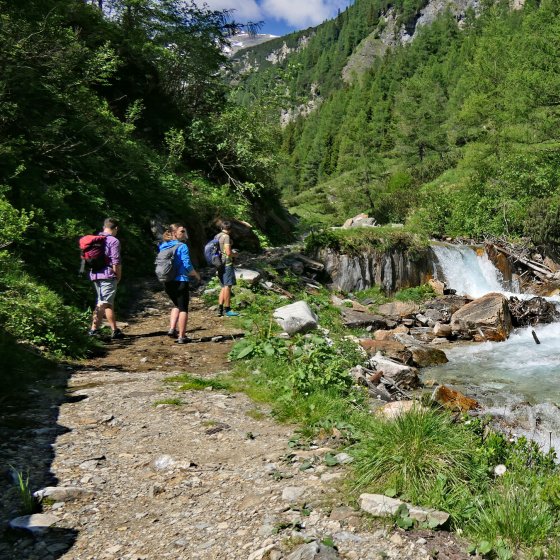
top-left (1, 284), bottom-right (473, 560)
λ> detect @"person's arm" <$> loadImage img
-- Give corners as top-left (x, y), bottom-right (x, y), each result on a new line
top-left (179, 244), bottom-right (200, 281)
top-left (113, 263), bottom-right (122, 283)
top-left (222, 234), bottom-right (233, 261)
top-left (108, 237), bottom-right (122, 282)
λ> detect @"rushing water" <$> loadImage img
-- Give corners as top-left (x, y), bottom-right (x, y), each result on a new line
top-left (426, 243), bottom-right (560, 451)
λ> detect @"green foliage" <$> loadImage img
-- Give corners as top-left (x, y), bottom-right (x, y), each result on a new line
top-left (153, 398), bottom-right (183, 406)
top-left (11, 467), bottom-right (38, 515)
top-left (164, 373), bottom-right (232, 392)
top-left (0, 252), bottom-right (91, 358)
top-left (394, 284), bottom-right (435, 303)
top-left (470, 476), bottom-right (559, 555)
top-left (239, 0), bottom-right (560, 247)
top-left (304, 226), bottom-right (430, 257)
top-left (352, 407), bottom-right (487, 523)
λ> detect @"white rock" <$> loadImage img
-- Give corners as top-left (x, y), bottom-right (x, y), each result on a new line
top-left (235, 268), bottom-right (262, 285)
top-left (360, 493), bottom-right (449, 526)
top-left (273, 301), bottom-right (318, 335)
top-left (334, 452), bottom-right (353, 465)
top-left (248, 544), bottom-right (277, 560)
top-left (33, 486), bottom-right (91, 502)
top-left (9, 513), bottom-right (58, 535)
top-left (367, 352), bottom-right (420, 388)
top-left (153, 455), bottom-right (176, 470)
top-left (281, 486), bottom-right (307, 502)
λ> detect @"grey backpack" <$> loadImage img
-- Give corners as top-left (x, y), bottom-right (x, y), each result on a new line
top-left (155, 244), bottom-right (180, 282)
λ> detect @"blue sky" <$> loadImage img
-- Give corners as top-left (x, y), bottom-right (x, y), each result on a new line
top-left (204, 0), bottom-right (353, 36)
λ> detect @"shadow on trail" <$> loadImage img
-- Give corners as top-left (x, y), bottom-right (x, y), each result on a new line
top-left (0, 332), bottom-right (78, 559)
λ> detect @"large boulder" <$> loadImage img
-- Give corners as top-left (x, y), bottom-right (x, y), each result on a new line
top-left (273, 301), bottom-right (318, 335)
top-left (450, 292), bottom-right (512, 341)
top-left (367, 352), bottom-right (421, 388)
top-left (234, 268), bottom-right (262, 285)
top-left (393, 334), bottom-right (448, 367)
top-left (377, 301), bottom-right (420, 318)
top-left (340, 307), bottom-right (393, 329)
top-left (359, 339), bottom-right (413, 365)
top-left (432, 385), bottom-right (479, 412)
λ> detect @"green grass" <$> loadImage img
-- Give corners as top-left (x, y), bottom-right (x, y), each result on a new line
top-left (164, 373), bottom-right (233, 392)
top-left (153, 397), bottom-right (183, 406)
top-left (304, 226), bottom-right (430, 256)
top-left (394, 284), bottom-right (436, 302)
top-left (11, 468), bottom-right (37, 515)
top-left (470, 477), bottom-right (557, 553)
top-left (351, 407), bottom-right (487, 523)
top-left (245, 408), bottom-right (267, 420)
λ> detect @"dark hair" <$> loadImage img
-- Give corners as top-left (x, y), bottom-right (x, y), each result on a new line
top-left (104, 217), bottom-right (119, 230)
top-left (220, 220), bottom-right (232, 231)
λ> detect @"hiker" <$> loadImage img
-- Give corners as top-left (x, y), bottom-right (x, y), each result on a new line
top-left (89, 218), bottom-right (124, 339)
top-left (215, 220), bottom-right (239, 317)
top-left (158, 223), bottom-right (201, 344)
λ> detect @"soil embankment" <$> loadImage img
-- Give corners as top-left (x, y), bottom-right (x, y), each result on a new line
top-left (1, 284), bottom-right (472, 560)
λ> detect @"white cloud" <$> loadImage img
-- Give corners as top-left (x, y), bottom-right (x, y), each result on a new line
top-left (261, 0), bottom-right (348, 28)
top-left (202, 0), bottom-right (349, 28)
top-left (202, 0), bottom-right (263, 21)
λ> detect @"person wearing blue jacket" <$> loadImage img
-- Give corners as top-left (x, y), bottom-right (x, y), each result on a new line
top-left (159, 223), bottom-right (200, 344)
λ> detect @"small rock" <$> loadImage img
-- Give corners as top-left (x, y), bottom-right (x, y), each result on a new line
top-left (153, 455), bottom-right (176, 470)
top-left (334, 453), bottom-right (353, 465)
top-left (9, 513), bottom-right (59, 535)
top-left (281, 486), bottom-right (307, 502)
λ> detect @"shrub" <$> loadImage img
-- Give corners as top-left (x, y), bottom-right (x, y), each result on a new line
top-left (352, 407), bottom-right (487, 521)
top-left (0, 251), bottom-right (90, 358)
top-left (470, 476), bottom-right (558, 554)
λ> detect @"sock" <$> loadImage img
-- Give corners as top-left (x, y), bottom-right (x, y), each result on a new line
top-left (219, 304), bottom-right (224, 314)
top-left (225, 307), bottom-right (231, 313)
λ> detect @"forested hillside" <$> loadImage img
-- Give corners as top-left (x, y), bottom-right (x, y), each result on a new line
top-left (236, 0), bottom-right (560, 249)
top-left (0, 0), bottom-right (284, 364)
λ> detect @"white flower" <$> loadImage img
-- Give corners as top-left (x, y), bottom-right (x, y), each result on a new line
top-left (494, 464), bottom-right (507, 476)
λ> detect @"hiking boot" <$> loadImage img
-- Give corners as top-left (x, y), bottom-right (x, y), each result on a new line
top-left (225, 310), bottom-right (239, 317)
top-left (111, 329), bottom-right (125, 340)
top-left (167, 328), bottom-right (178, 338)
top-left (175, 337), bottom-right (191, 344)
top-left (88, 329), bottom-right (99, 337)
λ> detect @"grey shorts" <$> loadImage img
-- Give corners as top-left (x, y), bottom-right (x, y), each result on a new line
top-left (93, 279), bottom-right (117, 306)
top-left (217, 264), bottom-right (236, 287)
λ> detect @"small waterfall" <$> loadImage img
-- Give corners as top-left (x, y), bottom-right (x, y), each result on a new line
top-left (428, 243), bottom-right (560, 453)
top-left (431, 243), bottom-right (507, 298)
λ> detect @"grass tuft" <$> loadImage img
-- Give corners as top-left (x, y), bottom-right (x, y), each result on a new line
top-left (351, 407), bottom-right (485, 520)
top-left (153, 397), bottom-right (183, 406)
top-left (165, 373), bottom-right (233, 392)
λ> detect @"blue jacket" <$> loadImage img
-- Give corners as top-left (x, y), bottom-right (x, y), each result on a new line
top-left (158, 240), bottom-right (194, 281)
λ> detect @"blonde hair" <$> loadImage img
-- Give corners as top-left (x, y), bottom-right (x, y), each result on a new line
top-left (163, 223), bottom-right (185, 241)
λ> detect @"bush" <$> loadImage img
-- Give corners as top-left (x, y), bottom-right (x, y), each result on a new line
top-left (0, 252), bottom-right (91, 358)
top-left (352, 407), bottom-right (487, 522)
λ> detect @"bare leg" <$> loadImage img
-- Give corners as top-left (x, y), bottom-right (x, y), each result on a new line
top-left (220, 286), bottom-right (231, 308)
top-left (177, 311), bottom-right (188, 338)
top-left (91, 306), bottom-right (102, 331)
top-left (170, 307), bottom-right (179, 331)
top-left (104, 305), bottom-right (118, 331)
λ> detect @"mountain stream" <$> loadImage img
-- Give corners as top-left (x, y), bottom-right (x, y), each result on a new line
top-left (426, 243), bottom-right (560, 452)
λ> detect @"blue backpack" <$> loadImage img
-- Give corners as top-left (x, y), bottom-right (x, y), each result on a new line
top-left (204, 235), bottom-right (222, 267)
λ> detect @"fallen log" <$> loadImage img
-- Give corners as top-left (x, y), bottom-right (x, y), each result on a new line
top-left (494, 245), bottom-right (554, 280)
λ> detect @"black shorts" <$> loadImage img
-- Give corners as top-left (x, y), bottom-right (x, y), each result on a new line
top-left (164, 281), bottom-right (190, 312)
